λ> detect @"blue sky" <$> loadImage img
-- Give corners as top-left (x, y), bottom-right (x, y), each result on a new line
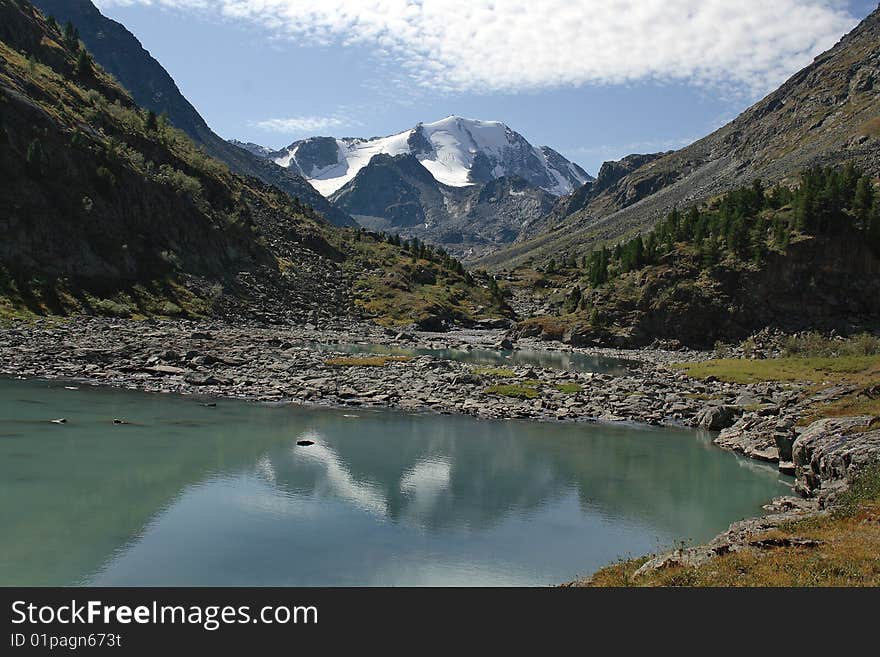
top-left (95, 1), bottom-right (877, 175)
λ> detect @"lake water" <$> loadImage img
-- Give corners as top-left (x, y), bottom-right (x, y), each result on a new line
top-left (307, 342), bottom-right (637, 375)
top-left (0, 378), bottom-right (790, 586)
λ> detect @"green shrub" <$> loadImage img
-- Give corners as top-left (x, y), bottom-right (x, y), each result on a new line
top-left (91, 298), bottom-right (135, 318)
top-left (781, 332), bottom-right (880, 358)
top-left (156, 164), bottom-right (203, 198)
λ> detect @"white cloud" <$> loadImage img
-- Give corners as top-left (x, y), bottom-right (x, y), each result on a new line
top-left (252, 115), bottom-right (352, 134)
top-left (95, 0), bottom-right (860, 96)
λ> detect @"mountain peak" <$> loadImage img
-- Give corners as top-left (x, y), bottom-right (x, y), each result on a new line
top-left (256, 117), bottom-right (592, 197)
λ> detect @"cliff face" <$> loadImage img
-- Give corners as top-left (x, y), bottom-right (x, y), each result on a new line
top-left (485, 6), bottom-right (880, 269)
top-left (518, 233), bottom-right (880, 349)
top-left (31, 0), bottom-right (355, 227)
top-left (629, 234), bottom-right (880, 347)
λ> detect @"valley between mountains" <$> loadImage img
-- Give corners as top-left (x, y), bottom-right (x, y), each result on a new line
top-left (2, 0), bottom-right (880, 586)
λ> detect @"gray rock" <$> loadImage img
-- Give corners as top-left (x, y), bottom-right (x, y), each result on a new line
top-left (695, 404), bottom-right (738, 430)
top-left (792, 416), bottom-right (880, 499)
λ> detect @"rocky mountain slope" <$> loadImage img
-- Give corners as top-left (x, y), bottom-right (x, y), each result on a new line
top-left (0, 0), bottom-right (506, 328)
top-left (31, 0), bottom-right (355, 227)
top-left (482, 5), bottom-right (880, 269)
top-left (329, 152), bottom-right (557, 257)
top-left (246, 116), bottom-right (591, 257)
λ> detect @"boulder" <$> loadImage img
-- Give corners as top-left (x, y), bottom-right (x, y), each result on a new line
top-left (772, 417), bottom-right (797, 461)
top-left (715, 412), bottom-right (781, 461)
top-left (695, 404), bottom-right (738, 430)
top-left (792, 416), bottom-right (880, 499)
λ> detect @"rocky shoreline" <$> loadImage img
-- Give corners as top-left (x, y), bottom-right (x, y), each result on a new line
top-left (0, 317), bottom-right (803, 429)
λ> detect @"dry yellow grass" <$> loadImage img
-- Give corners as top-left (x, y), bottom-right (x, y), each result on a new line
top-left (802, 394), bottom-right (880, 425)
top-left (585, 504), bottom-right (880, 587)
top-left (857, 116), bottom-right (880, 138)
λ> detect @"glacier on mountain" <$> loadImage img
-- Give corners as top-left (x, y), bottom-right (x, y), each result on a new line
top-left (263, 116), bottom-right (591, 197)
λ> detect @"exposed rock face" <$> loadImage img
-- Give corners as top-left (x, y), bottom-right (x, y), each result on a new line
top-left (332, 154), bottom-right (557, 258)
top-left (711, 385), bottom-right (859, 467)
top-left (332, 154), bottom-right (440, 228)
top-left (715, 414), bottom-right (789, 463)
top-left (482, 7), bottom-right (880, 269)
top-left (520, 231), bottom-right (880, 349)
top-left (793, 416), bottom-right (880, 499)
top-left (716, 409), bottom-right (880, 495)
top-left (591, 153), bottom-right (672, 196)
top-left (31, 0), bottom-right (355, 227)
top-left (695, 405), bottom-right (739, 430)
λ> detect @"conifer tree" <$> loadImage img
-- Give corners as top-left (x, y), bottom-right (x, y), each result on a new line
top-left (854, 177), bottom-right (875, 230)
top-left (564, 286), bottom-right (582, 313)
top-left (63, 21), bottom-right (79, 49)
top-left (75, 47), bottom-right (93, 78)
top-left (145, 110), bottom-right (159, 132)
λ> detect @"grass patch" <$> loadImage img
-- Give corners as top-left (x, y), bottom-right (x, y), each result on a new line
top-left (324, 356), bottom-right (410, 367)
top-left (484, 384), bottom-right (540, 399)
top-left (584, 463), bottom-right (880, 587)
top-left (801, 391), bottom-right (880, 425)
top-left (835, 462), bottom-right (880, 517)
top-left (674, 355), bottom-right (880, 385)
top-left (857, 116), bottom-right (880, 139)
top-left (553, 383), bottom-right (583, 394)
top-left (344, 239), bottom-right (508, 328)
top-left (677, 350), bottom-right (880, 426)
top-left (685, 392), bottom-right (723, 401)
top-left (474, 367), bottom-right (517, 378)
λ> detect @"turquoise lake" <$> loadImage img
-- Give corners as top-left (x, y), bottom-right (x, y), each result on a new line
top-left (0, 378), bottom-right (790, 586)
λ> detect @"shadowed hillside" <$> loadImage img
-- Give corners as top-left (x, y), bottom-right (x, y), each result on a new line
top-left (0, 0), bottom-right (506, 327)
top-left (31, 0), bottom-right (355, 227)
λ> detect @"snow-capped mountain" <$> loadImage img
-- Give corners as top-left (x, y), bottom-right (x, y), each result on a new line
top-left (261, 116), bottom-right (592, 198)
